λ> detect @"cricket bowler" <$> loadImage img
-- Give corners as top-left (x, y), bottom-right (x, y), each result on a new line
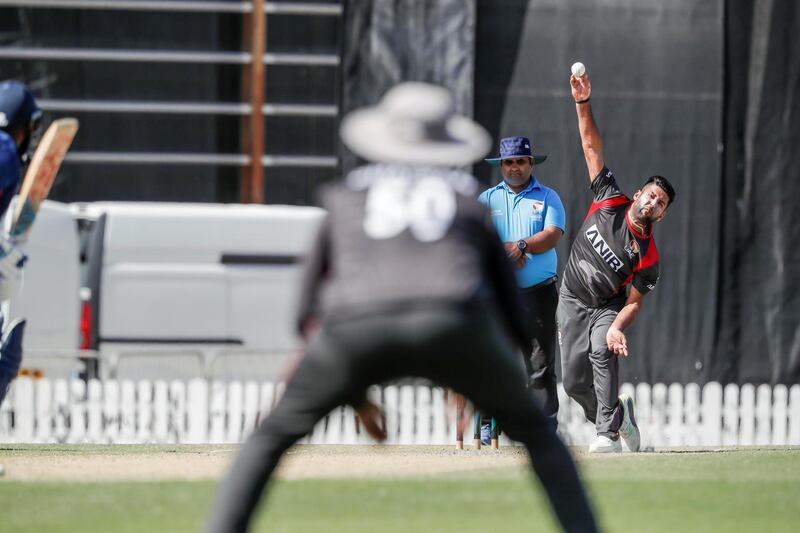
top-left (558, 68), bottom-right (676, 453)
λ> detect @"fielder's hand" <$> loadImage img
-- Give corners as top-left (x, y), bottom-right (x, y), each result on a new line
top-left (356, 400), bottom-right (387, 442)
top-left (606, 327), bottom-right (628, 357)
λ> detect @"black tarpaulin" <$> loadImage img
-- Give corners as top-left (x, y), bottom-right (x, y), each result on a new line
top-left (0, 7), bottom-right (339, 204)
top-left (474, 0), bottom-right (724, 385)
top-left (340, 0), bottom-right (477, 175)
top-left (716, 0), bottom-right (800, 384)
top-left (337, 0), bottom-right (800, 385)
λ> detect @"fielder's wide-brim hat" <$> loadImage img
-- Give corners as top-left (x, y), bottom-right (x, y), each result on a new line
top-left (485, 136), bottom-right (547, 166)
top-left (340, 82), bottom-right (491, 166)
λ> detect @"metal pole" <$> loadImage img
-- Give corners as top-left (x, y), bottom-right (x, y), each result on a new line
top-left (240, 0), bottom-right (266, 203)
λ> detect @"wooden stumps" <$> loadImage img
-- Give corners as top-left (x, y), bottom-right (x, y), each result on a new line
top-left (473, 410), bottom-right (482, 449)
top-left (454, 392), bottom-right (500, 450)
top-left (455, 393), bottom-right (465, 450)
top-left (490, 416), bottom-right (499, 449)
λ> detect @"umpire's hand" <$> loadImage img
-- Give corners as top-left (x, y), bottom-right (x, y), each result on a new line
top-left (503, 242), bottom-right (528, 269)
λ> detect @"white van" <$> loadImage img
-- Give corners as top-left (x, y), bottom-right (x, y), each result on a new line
top-left (4, 201), bottom-right (324, 380)
top-left (74, 202), bottom-right (325, 379)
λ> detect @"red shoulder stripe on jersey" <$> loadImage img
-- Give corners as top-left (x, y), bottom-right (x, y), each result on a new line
top-left (633, 239), bottom-right (659, 272)
top-left (584, 195), bottom-right (631, 222)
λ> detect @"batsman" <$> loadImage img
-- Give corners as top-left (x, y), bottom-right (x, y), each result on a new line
top-left (0, 80), bottom-right (41, 406)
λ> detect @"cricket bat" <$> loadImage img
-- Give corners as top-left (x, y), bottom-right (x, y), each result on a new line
top-left (9, 118), bottom-right (79, 243)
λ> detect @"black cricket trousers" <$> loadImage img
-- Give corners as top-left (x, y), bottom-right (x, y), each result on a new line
top-left (205, 303), bottom-right (598, 533)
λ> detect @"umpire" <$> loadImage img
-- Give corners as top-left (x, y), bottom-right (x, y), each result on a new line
top-left (204, 82), bottom-right (598, 533)
top-left (480, 136), bottom-right (565, 429)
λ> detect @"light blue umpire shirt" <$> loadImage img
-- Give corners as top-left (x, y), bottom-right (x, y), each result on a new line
top-left (478, 176), bottom-right (566, 289)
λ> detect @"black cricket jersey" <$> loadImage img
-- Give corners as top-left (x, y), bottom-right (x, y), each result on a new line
top-left (296, 164), bottom-right (529, 348)
top-left (562, 167), bottom-right (660, 308)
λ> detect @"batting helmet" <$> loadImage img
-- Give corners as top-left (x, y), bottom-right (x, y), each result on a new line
top-left (0, 80), bottom-right (42, 161)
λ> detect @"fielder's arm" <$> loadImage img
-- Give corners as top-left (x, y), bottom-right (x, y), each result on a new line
top-left (294, 216), bottom-right (330, 338)
top-left (570, 74), bottom-right (605, 182)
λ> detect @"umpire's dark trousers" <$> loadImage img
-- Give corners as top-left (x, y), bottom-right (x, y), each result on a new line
top-left (518, 276), bottom-right (559, 427)
top-left (205, 302), bottom-right (597, 533)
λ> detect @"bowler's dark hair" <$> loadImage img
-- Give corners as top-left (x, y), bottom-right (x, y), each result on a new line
top-left (643, 175), bottom-right (675, 207)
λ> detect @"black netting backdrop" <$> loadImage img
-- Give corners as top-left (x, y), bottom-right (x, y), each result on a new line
top-left (341, 0), bottom-right (800, 385)
top-left (339, 0), bottom-right (477, 175)
top-left (474, 0), bottom-right (724, 386)
top-left (0, 7), bottom-right (339, 204)
top-left (2, 1), bottom-right (798, 384)
top-left (715, 0), bottom-right (800, 384)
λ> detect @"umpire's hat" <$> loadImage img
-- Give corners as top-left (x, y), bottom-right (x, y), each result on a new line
top-left (484, 136), bottom-right (547, 166)
top-left (340, 82), bottom-right (491, 166)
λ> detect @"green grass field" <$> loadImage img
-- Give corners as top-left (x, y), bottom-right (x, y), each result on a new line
top-left (1, 446), bottom-right (798, 532)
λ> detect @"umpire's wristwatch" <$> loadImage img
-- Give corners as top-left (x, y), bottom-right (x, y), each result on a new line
top-left (516, 239), bottom-right (528, 253)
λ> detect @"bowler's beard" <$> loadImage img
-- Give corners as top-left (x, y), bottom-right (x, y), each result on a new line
top-left (631, 198), bottom-right (657, 226)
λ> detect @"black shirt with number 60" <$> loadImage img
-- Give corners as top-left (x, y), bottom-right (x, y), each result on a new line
top-left (296, 164), bottom-right (529, 349)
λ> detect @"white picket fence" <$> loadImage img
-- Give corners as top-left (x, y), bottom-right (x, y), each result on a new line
top-left (1, 378), bottom-right (799, 447)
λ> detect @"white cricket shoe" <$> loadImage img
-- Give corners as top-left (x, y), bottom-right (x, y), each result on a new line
top-left (618, 393), bottom-right (641, 452)
top-left (588, 435), bottom-right (622, 453)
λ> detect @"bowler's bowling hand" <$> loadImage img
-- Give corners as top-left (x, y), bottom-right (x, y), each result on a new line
top-left (606, 327), bottom-right (628, 357)
top-left (357, 400), bottom-right (387, 442)
top-left (570, 73), bottom-right (591, 102)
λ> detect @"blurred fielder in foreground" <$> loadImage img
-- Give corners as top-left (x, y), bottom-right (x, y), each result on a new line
top-left (205, 82), bottom-right (598, 532)
top-left (559, 70), bottom-right (675, 453)
top-left (0, 80), bottom-right (41, 406)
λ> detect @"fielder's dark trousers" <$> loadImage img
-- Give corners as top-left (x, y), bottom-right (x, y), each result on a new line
top-left (519, 278), bottom-right (559, 427)
top-left (557, 286), bottom-right (624, 437)
top-left (205, 304), bottom-right (598, 533)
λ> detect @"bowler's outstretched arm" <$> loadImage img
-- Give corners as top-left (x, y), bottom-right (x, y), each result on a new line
top-left (570, 74), bottom-right (605, 182)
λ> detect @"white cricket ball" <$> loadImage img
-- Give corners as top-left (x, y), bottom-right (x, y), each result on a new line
top-left (571, 62), bottom-right (586, 77)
